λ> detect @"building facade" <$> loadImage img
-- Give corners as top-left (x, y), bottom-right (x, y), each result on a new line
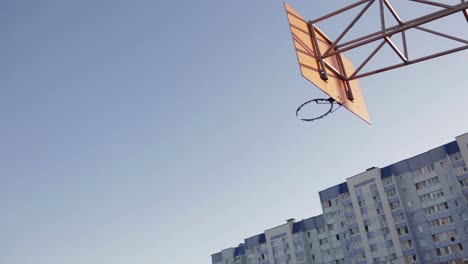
top-left (212, 133), bottom-right (468, 264)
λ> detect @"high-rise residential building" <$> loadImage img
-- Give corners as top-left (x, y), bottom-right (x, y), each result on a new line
top-left (211, 133), bottom-right (468, 264)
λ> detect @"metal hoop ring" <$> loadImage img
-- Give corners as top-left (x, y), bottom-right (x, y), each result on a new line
top-left (296, 98), bottom-right (340, 122)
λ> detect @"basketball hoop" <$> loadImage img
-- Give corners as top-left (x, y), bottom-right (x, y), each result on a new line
top-left (285, 1), bottom-right (468, 124)
top-left (296, 98), bottom-right (342, 122)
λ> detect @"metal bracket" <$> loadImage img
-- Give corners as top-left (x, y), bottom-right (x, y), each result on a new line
top-left (308, 22), bottom-right (329, 81)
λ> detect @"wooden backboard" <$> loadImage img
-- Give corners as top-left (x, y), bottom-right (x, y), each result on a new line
top-left (285, 2), bottom-right (371, 124)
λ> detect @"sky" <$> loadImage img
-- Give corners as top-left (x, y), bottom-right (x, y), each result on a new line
top-left (1, 0), bottom-right (467, 263)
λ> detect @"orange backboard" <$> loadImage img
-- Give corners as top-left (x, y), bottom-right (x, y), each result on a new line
top-left (284, 2), bottom-right (371, 124)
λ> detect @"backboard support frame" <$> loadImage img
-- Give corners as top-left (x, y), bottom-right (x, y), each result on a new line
top-left (308, 0), bottom-right (468, 80)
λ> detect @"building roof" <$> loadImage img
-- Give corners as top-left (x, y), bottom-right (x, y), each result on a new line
top-left (382, 141), bottom-right (459, 177)
top-left (244, 233), bottom-right (266, 249)
top-left (292, 215), bottom-right (325, 233)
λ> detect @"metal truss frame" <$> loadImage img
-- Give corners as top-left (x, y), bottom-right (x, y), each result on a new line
top-left (309, 0), bottom-right (468, 82)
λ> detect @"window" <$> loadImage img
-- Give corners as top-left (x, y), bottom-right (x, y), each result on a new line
top-left (353, 240), bottom-right (362, 248)
top-left (336, 234), bottom-right (340, 241)
top-left (322, 200), bottom-right (332, 208)
top-left (419, 239), bottom-right (427, 247)
top-left (349, 227), bottom-right (359, 236)
top-left (332, 198), bottom-right (338, 205)
top-left (296, 254), bottom-right (304, 262)
top-left (386, 189), bottom-right (397, 197)
top-left (358, 200), bottom-right (366, 208)
top-left (402, 239), bottom-right (413, 250)
top-left (361, 211), bottom-right (368, 220)
top-left (383, 177), bottom-right (393, 185)
top-left (424, 202), bottom-right (449, 215)
top-left (373, 195), bottom-right (380, 203)
top-left (398, 176), bottom-right (404, 184)
top-left (415, 176), bottom-right (440, 190)
top-left (294, 243), bottom-right (303, 252)
top-left (307, 232), bottom-right (310, 238)
top-left (341, 192), bottom-right (350, 200)
top-left (414, 164), bottom-right (435, 176)
top-left (319, 238), bottom-right (328, 246)
top-left (440, 160), bottom-right (449, 168)
top-left (406, 254), bottom-right (417, 263)
top-left (450, 152), bottom-right (462, 162)
top-left (432, 230), bottom-right (458, 242)
top-left (460, 212), bottom-right (468, 221)
top-left (397, 226), bottom-right (409, 236)
top-left (347, 215), bottom-right (356, 224)
top-left (460, 178), bottom-right (468, 188)
top-left (417, 225), bottom-right (423, 233)
top-left (379, 219), bottom-right (388, 228)
top-left (419, 189), bottom-right (444, 202)
top-left (326, 212), bottom-right (335, 219)
top-left (408, 201), bottom-right (413, 208)
top-left (356, 252), bottom-right (366, 260)
top-left (328, 224), bottom-right (334, 231)
top-left (449, 187), bottom-right (456, 194)
top-left (389, 201), bottom-right (401, 210)
top-left (455, 164), bottom-right (468, 176)
top-left (436, 244), bottom-right (464, 256)
top-left (365, 225), bottom-right (369, 232)
top-left (429, 216), bottom-right (454, 228)
top-left (421, 164), bottom-right (435, 174)
top-left (355, 188), bottom-right (363, 196)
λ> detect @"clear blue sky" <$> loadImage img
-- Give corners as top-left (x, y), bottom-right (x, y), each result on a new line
top-left (1, 1), bottom-right (467, 263)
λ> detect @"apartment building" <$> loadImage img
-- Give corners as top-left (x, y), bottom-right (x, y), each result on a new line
top-left (212, 133), bottom-right (468, 264)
